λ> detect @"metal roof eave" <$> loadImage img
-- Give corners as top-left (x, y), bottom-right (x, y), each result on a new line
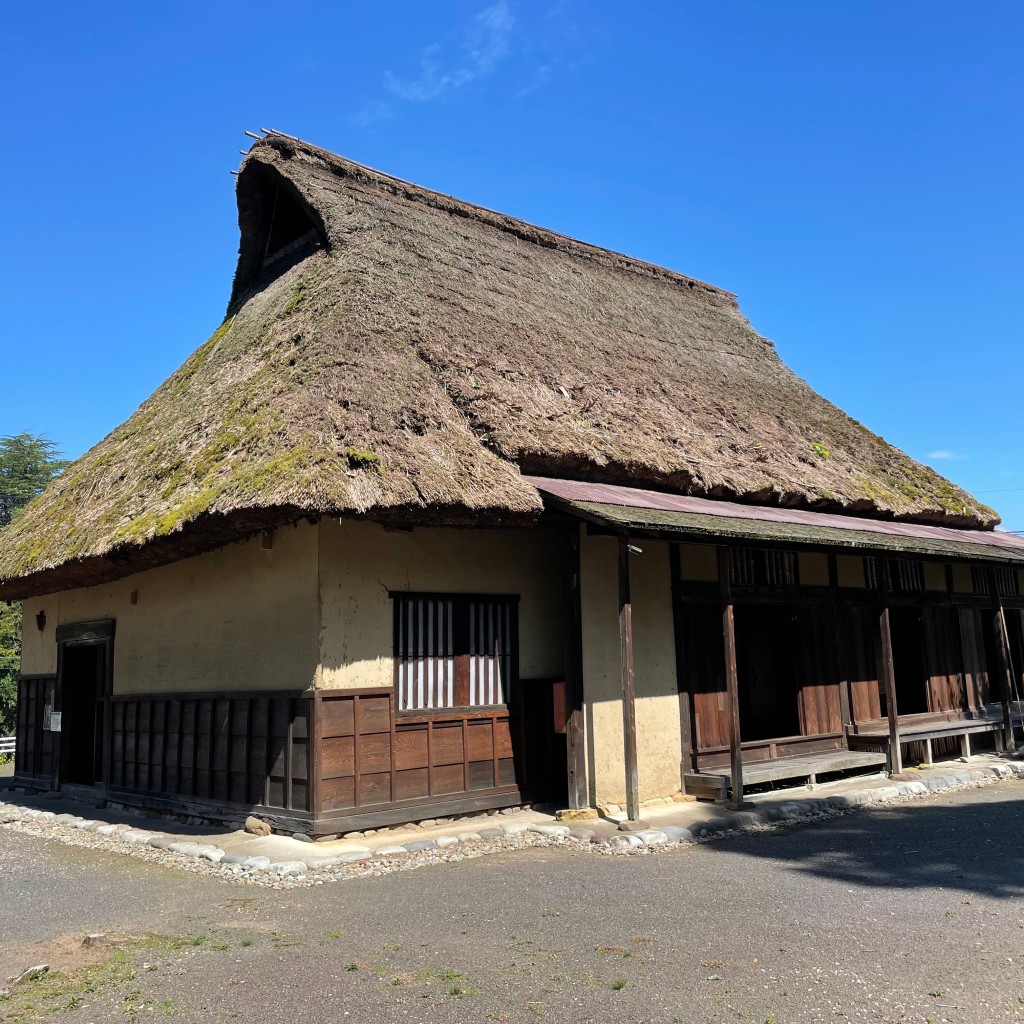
top-left (547, 496), bottom-right (1024, 567)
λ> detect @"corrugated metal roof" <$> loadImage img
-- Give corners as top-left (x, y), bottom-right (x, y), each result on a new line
top-left (523, 477), bottom-right (1024, 564)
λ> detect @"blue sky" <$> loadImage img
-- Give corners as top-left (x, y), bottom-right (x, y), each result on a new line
top-left (1, 1), bottom-right (1021, 528)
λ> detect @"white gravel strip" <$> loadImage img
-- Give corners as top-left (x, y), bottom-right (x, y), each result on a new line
top-left (1, 761), bottom-right (1020, 889)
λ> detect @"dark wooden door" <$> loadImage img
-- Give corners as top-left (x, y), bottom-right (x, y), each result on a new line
top-left (681, 602), bottom-right (729, 751)
top-left (922, 606), bottom-right (967, 713)
top-left (959, 607), bottom-right (991, 708)
top-left (844, 605), bottom-right (882, 723)
top-left (510, 678), bottom-right (567, 803)
top-left (795, 604), bottom-right (843, 736)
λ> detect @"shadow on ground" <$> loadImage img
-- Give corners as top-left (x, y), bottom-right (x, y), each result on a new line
top-left (700, 784), bottom-right (1024, 900)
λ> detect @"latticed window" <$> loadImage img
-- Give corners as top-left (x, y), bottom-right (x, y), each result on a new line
top-left (972, 565), bottom-right (1019, 597)
top-left (864, 557), bottom-right (880, 590)
top-left (393, 594), bottom-right (517, 712)
top-left (729, 547), bottom-right (797, 587)
top-left (891, 559), bottom-right (925, 593)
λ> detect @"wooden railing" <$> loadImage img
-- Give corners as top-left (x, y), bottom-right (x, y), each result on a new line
top-left (0, 737), bottom-right (14, 756)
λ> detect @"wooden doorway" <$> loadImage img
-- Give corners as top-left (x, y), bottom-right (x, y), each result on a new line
top-left (888, 608), bottom-right (929, 715)
top-left (735, 604), bottom-right (801, 741)
top-left (56, 620), bottom-right (114, 790)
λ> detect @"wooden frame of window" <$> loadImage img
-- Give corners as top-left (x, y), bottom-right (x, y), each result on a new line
top-left (390, 592), bottom-right (520, 715)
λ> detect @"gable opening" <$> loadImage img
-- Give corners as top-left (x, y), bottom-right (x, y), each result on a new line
top-left (228, 162), bottom-right (327, 313)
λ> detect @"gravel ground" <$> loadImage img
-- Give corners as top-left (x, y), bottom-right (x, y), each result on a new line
top-left (3, 780), bottom-right (1024, 1022)
top-left (3, 760), bottom-right (1020, 892)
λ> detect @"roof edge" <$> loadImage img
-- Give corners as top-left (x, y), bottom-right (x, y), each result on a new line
top-left (0, 502), bottom-right (541, 602)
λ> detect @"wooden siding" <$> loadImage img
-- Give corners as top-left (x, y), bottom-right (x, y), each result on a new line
top-left (959, 607), bottom-right (992, 708)
top-left (844, 605), bottom-right (883, 723)
top-left (796, 604), bottom-right (843, 736)
top-left (108, 692), bottom-right (312, 814)
top-left (680, 603), bottom-right (730, 751)
top-left (318, 689), bottom-right (520, 817)
top-left (922, 606), bottom-right (967, 713)
top-left (14, 675), bottom-right (57, 785)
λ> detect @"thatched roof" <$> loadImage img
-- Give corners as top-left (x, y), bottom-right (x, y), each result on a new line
top-left (0, 133), bottom-right (997, 599)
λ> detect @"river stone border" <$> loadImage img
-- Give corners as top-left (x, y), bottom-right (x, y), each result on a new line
top-left (0, 761), bottom-right (1021, 889)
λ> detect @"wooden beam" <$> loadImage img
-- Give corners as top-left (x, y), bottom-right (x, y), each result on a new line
top-left (564, 525), bottom-right (588, 809)
top-left (669, 544), bottom-right (696, 790)
top-left (878, 559), bottom-right (903, 775)
top-left (718, 546), bottom-right (744, 809)
top-left (988, 567), bottom-right (1017, 753)
top-left (618, 536), bottom-right (641, 822)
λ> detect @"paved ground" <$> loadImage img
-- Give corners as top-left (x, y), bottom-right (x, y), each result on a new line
top-left (3, 782), bottom-right (1024, 1022)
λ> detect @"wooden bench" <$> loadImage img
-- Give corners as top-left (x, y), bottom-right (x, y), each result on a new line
top-left (848, 717), bottom-right (1011, 768)
top-left (684, 749), bottom-right (888, 803)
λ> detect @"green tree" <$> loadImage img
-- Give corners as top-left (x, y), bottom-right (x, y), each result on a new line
top-left (0, 434), bottom-right (68, 736)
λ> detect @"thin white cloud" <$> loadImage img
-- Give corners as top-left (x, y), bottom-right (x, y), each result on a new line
top-left (385, 2), bottom-right (514, 103)
top-left (350, 100), bottom-right (396, 129)
top-left (928, 450), bottom-right (968, 461)
top-left (351, 1), bottom-right (593, 128)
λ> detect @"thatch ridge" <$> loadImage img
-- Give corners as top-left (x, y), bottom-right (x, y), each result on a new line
top-left (0, 135), bottom-right (996, 599)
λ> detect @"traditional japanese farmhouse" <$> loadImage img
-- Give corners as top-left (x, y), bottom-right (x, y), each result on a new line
top-left (3, 132), bottom-right (1023, 833)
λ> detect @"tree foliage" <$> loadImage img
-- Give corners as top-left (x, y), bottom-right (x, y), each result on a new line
top-left (0, 434), bottom-right (68, 736)
top-left (0, 433), bottom-right (68, 528)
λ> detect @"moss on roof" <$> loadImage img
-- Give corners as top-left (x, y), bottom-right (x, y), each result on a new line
top-left (0, 134), bottom-right (998, 599)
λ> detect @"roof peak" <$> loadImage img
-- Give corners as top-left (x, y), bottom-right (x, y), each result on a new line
top-left (238, 132), bottom-right (736, 303)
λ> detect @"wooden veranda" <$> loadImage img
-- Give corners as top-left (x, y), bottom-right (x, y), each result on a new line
top-left (537, 477), bottom-right (1024, 814)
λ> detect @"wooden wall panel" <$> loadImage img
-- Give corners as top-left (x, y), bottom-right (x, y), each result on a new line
top-left (680, 603), bottom-right (730, 751)
top-left (923, 607), bottom-right (967, 713)
top-left (317, 689), bottom-right (527, 817)
top-left (108, 692), bottom-right (311, 813)
top-left (845, 605), bottom-right (883, 723)
top-left (14, 676), bottom-right (57, 785)
top-left (796, 604), bottom-right (843, 736)
top-left (959, 608), bottom-right (991, 708)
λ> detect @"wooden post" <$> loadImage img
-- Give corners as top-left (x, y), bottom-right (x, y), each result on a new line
top-left (564, 525), bottom-right (588, 810)
top-left (618, 536), bottom-right (641, 822)
top-left (988, 567), bottom-right (1016, 753)
top-left (718, 546), bottom-right (744, 809)
top-left (100, 637), bottom-right (114, 802)
top-left (669, 544), bottom-right (695, 790)
top-left (829, 554), bottom-right (853, 736)
top-left (878, 559), bottom-right (902, 775)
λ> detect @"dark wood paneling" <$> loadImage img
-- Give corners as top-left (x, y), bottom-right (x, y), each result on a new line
top-left (923, 606), bottom-right (967, 713)
top-left (796, 604), bottom-right (843, 736)
top-left (682, 602), bottom-right (730, 751)
top-left (845, 605), bottom-right (883, 723)
top-left (14, 676), bottom-right (57, 785)
top-left (108, 692), bottom-right (311, 813)
top-left (317, 688), bottom-right (532, 817)
top-left (959, 607), bottom-right (991, 708)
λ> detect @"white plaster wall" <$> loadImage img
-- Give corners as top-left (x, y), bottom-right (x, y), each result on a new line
top-left (580, 532), bottom-right (681, 806)
top-left (317, 520), bottom-right (565, 689)
top-left (19, 522), bottom-right (319, 693)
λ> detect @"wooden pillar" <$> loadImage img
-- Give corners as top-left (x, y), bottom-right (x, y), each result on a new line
top-left (100, 637), bottom-right (114, 801)
top-left (669, 544), bottom-right (695, 790)
top-left (878, 559), bottom-right (902, 775)
top-left (988, 567), bottom-right (1017, 753)
top-left (618, 537), bottom-right (641, 822)
top-left (718, 546), bottom-right (744, 809)
top-left (564, 525), bottom-right (588, 809)
top-left (829, 554), bottom-right (853, 736)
